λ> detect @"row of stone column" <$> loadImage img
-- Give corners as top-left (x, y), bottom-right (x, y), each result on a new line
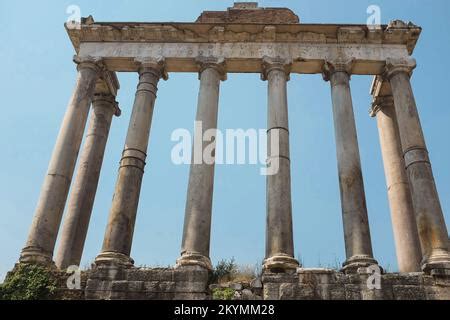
top-left (19, 55), bottom-right (450, 275)
top-left (20, 57), bottom-right (120, 268)
top-left (371, 58), bottom-right (450, 274)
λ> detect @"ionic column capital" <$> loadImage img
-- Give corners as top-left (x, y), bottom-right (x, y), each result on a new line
top-left (73, 55), bottom-right (104, 73)
top-left (383, 57), bottom-right (416, 80)
top-left (322, 59), bottom-right (355, 81)
top-left (92, 93), bottom-right (121, 117)
top-left (135, 57), bottom-right (168, 80)
top-left (370, 95), bottom-right (395, 117)
top-left (196, 56), bottom-right (227, 81)
top-left (261, 56), bottom-right (292, 81)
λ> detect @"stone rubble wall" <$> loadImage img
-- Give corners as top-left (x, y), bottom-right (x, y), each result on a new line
top-left (262, 269), bottom-right (450, 300)
top-left (83, 266), bottom-right (209, 300)
top-left (53, 267), bottom-right (449, 300)
top-left (209, 278), bottom-right (264, 300)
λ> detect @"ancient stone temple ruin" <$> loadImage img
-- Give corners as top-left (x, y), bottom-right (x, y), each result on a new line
top-left (16, 3), bottom-right (450, 300)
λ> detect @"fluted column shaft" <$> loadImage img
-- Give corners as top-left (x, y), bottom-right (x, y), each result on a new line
top-left (20, 58), bottom-right (102, 265)
top-left (56, 93), bottom-right (120, 269)
top-left (324, 61), bottom-right (377, 272)
top-left (385, 58), bottom-right (450, 273)
top-left (262, 58), bottom-right (299, 272)
top-left (371, 95), bottom-right (422, 272)
top-left (177, 58), bottom-right (225, 270)
top-left (96, 60), bottom-right (165, 267)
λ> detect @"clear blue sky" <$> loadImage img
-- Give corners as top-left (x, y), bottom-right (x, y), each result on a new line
top-left (1, 0), bottom-right (449, 280)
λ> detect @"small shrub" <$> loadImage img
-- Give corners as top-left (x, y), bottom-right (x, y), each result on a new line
top-left (233, 264), bottom-right (258, 283)
top-left (212, 288), bottom-right (235, 300)
top-left (0, 264), bottom-right (57, 300)
top-left (210, 258), bottom-right (238, 284)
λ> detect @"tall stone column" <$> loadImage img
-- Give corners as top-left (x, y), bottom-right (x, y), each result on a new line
top-left (20, 56), bottom-right (103, 265)
top-left (95, 58), bottom-right (167, 267)
top-left (385, 58), bottom-right (450, 274)
top-left (323, 60), bottom-right (378, 273)
top-left (370, 92), bottom-right (422, 272)
top-left (261, 57), bottom-right (299, 272)
top-left (56, 85), bottom-right (121, 270)
top-left (177, 57), bottom-right (226, 270)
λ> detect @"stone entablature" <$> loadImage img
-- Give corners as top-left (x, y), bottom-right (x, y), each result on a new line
top-left (67, 20), bottom-right (420, 55)
top-left (76, 42), bottom-right (413, 75)
top-left (66, 15), bottom-right (420, 76)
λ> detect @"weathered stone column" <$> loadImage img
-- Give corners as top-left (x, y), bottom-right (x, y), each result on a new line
top-left (56, 79), bottom-right (121, 270)
top-left (262, 57), bottom-right (299, 272)
top-left (323, 60), bottom-right (378, 273)
top-left (385, 58), bottom-right (450, 274)
top-left (95, 58), bottom-right (167, 267)
top-left (20, 56), bottom-right (103, 265)
top-left (370, 89), bottom-right (422, 272)
top-left (177, 57), bottom-right (226, 270)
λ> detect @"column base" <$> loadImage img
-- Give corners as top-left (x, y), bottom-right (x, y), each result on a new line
top-left (263, 254), bottom-right (300, 273)
top-left (176, 252), bottom-right (212, 271)
top-left (19, 246), bottom-right (55, 267)
top-left (342, 255), bottom-right (379, 274)
top-left (95, 252), bottom-right (134, 268)
top-left (422, 250), bottom-right (450, 276)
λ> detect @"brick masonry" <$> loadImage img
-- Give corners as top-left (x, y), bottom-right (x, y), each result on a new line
top-left (195, 5), bottom-right (299, 24)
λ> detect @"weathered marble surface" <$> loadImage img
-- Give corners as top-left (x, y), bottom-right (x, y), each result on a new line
top-left (178, 58), bottom-right (225, 271)
top-left (56, 82), bottom-right (120, 270)
top-left (77, 42), bottom-right (411, 75)
top-left (20, 59), bottom-right (102, 265)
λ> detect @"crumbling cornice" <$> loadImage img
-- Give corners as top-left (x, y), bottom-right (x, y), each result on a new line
top-left (66, 20), bottom-right (421, 56)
